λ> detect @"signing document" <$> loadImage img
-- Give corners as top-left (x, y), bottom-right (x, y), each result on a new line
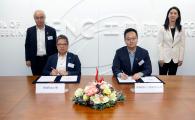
top-left (60, 76), bottom-right (78, 82)
top-left (37, 76), bottom-right (56, 82)
top-left (117, 76), bottom-right (136, 83)
top-left (141, 76), bottom-right (161, 83)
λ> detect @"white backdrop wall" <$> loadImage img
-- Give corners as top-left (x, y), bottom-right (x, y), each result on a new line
top-left (0, 0), bottom-right (195, 76)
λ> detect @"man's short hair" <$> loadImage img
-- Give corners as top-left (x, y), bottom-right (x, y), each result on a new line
top-left (56, 35), bottom-right (69, 45)
top-left (124, 28), bottom-right (138, 38)
top-left (33, 10), bottom-right (46, 19)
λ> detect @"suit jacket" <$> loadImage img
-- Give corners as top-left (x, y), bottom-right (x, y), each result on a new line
top-left (112, 46), bottom-right (152, 77)
top-left (43, 52), bottom-right (81, 76)
top-left (25, 25), bottom-right (57, 61)
top-left (158, 27), bottom-right (185, 63)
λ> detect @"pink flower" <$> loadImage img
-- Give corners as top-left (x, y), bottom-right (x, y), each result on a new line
top-left (84, 85), bottom-right (98, 96)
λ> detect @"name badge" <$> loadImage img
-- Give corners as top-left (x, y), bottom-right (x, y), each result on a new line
top-left (138, 59), bottom-right (144, 66)
top-left (68, 63), bottom-right (74, 68)
top-left (48, 36), bottom-right (53, 40)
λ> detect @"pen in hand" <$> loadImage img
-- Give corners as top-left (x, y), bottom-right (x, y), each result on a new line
top-left (121, 72), bottom-right (128, 80)
top-left (50, 67), bottom-right (59, 75)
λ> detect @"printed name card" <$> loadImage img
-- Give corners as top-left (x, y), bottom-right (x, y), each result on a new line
top-left (36, 83), bottom-right (65, 94)
top-left (134, 83), bottom-right (164, 93)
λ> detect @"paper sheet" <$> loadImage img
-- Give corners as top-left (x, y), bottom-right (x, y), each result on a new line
top-left (141, 76), bottom-right (161, 83)
top-left (60, 76), bottom-right (78, 82)
top-left (117, 77), bottom-right (136, 83)
top-left (37, 76), bottom-right (56, 82)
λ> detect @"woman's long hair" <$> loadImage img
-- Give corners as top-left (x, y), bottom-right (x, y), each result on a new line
top-left (164, 6), bottom-right (182, 32)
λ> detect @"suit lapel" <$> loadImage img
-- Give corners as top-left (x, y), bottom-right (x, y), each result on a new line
top-left (66, 52), bottom-right (70, 71)
top-left (173, 29), bottom-right (179, 46)
top-left (168, 28), bottom-right (174, 43)
top-left (124, 47), bottom-right (132, 73)
top-left (53, 54), bottom-right (58, 69)
top-left (33, 26), bottom-right (37, 52)
top-left (132, 47), bottom-right (139, 72)
top-left (45, 25), bottom-right (48, 52)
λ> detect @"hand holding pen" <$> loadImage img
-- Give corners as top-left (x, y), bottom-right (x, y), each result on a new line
top-left (50, 67), bottom-right (59, 76)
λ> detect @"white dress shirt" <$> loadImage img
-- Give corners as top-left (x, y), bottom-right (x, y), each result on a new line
top-left (36, 26), bottom-right (46, 56)
top-left (56, 53), bottom-right (67, 72)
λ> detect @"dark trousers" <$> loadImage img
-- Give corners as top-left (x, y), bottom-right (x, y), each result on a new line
top-left (31, 56), bottom-right (48, 75)
top-left (159, 60), bottom-right (178, 75)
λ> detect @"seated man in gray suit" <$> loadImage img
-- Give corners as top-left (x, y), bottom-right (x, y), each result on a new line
top-left (43, 35), bottom-right (81, 76)
top-left (112, 28), bottom-right (152, 80)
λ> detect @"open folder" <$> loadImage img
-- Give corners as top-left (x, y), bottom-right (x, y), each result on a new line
top-left (32, 76), bottom-right (80, 84)
top-left (117, 76), bottom-right (165, 84)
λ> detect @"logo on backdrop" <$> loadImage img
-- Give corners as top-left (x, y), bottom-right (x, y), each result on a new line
top-left (0, 20), bottom-right (25, 37)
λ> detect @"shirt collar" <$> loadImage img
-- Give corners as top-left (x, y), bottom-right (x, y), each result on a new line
top-left (127, 47), bottom-right (136, 55)
top-left (58, 52), bottom-right (67, 58)
top-left (36, 25), bottom-right (45, 31)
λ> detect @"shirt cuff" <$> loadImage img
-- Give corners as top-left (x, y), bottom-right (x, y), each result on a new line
top-left (138, 72), bottom-right (144, 77)
top-left (117, 73), bottom-right (122, 78)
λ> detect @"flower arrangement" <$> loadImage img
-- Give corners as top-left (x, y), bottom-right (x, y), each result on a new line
top-left (73, 68), bottom-right (125, 110)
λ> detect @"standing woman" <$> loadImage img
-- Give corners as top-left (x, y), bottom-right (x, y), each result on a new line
top-left (158, 6), bottom-right (186, 75)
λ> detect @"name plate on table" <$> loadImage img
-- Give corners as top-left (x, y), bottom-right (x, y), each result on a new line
top-left (36, 83), bottom-right (65, 94)
top-left (134, 83), bottom-right (164, 93)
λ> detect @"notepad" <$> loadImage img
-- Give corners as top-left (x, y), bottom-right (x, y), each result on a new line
top-left (37, 76), bottom-right (56, 82)
top-left (117, 77), bottom-right (136, 83)
top-left (141, 76), bottom-right (161, 83)
top-left (60, 76), bottom-right (78, 82)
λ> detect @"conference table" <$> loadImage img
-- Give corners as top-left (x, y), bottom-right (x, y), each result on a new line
top-left (0, 76), bottom-right (195, 120)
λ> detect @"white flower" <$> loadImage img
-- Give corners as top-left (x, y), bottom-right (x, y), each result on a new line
top-left (108, 83), bottom-right (112, 88)
top-left (90, 94), bottom-right (101, 104)
top-left (102, 96), bottom-right (109, 103)
top-left (74, 88), bottom-right (84, 97)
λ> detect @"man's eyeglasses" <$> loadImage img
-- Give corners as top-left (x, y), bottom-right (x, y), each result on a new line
top-left (35, 16), bottom-right (45, 20)
top-left (57, 43), bottom-right (68, 46)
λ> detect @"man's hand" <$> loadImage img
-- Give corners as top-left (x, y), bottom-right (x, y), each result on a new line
top-left (178, 61), bottom-right (183, 66)
top-left (132, 73), bottom-right (141, 80)
top-left (159, 60), bottom-right (164, 67)
top-left (120, 73), bottom-right (128, 80)
top-left (50, 68), bottom-right (59, 76)
top-left (58, 70), bottom-right (68, 76)
top-left (26, 61), bottom-right (31, 67)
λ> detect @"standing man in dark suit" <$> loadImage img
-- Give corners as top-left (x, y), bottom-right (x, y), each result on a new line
top-left (25, 10), bottom-right (57, 75)
top-left (112, 28), bottom-right (152, 80)
top-left (43, 35), bottom-right (81, 76)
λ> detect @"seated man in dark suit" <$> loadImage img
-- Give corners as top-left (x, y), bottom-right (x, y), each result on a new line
top-left (43, 35), bottom-right (81, 76)
top-left (112, 28), bottom-right (152, 80)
